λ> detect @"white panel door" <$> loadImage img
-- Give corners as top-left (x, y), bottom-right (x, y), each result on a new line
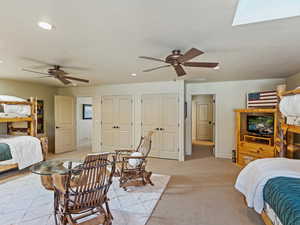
top-left (92, 97), bottom-right (101, 152)
top-left (160, 94), bottom-right (179, 159)
top-left (101, 96), bottom-right (115, 152)
top-left (141, 95), bottom-right (161, 158)
top-left (196, 102), bottom-right (213, 140)
top-left (55, 96), bottom-right (75, 154)
top-left (115, 96), bottom-right (133, 149)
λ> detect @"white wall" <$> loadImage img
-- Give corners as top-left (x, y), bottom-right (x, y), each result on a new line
top-left (0, 79), bottom-right (57, 152)
top-left (286, 71), bottom-right (300, 90)
top-left (76, 97), bottom-right (92, 148)
top-left (186, 78), bottom-right (285, 159)
top-left (58, 80), bottom-right (185, 161)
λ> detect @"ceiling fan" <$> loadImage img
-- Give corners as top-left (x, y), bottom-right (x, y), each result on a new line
top-left (139, 48), bottom-right (219, 77)
top-left (22, 65), bottom-right (89, 85)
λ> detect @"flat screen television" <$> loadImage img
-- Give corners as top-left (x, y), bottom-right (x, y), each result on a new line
top-left (247, 115), bottom-right (274, 136)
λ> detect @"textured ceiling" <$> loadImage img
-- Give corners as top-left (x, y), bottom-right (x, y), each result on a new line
top-left (0, 0), bottom-right (299, 87)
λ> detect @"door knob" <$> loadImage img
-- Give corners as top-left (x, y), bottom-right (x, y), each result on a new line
top-left (56, 126), bottom-right (60, 129)
top-left (209, 121), bottom-right (212, 124)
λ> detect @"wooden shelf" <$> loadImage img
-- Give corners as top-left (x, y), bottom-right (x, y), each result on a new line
top-left (235, 108), bottom-right (276, 113)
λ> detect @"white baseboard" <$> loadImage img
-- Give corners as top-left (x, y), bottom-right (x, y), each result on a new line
top-left (215, 152), bottom-right (232, 159)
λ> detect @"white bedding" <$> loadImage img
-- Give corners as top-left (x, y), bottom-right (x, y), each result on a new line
top-left (0, 95), bottom-right (31, 116)
top-left (0, 135), bottom-right (43, 169)
top-left (235, 158), bottom-right (300, 213)
top-left (280, 94), bottom-right (300, 117)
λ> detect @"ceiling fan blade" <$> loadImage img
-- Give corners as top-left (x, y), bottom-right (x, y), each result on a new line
top-left (60, 65), bottom-right (90, 71)
top-left (178, 48), bottom-right (204, 63)
top-left (63, 75), bottom-right (89, 83)
top-left (36, 75), bottom-right (53, 78)
top-left (143, 65), bottom-right (171, 72)
top-left (139, 56), bottom-right (165, 63)
top-left (22, 68), bottom-right (50, 76)
top-left (173, 65), bottom-right (186, 77)
top-left (21, 57), bottom-right (53, 67)
top-left (57, 76), bottom-right (71, 85)
top-left (183, 62), bottom-right (219, 68)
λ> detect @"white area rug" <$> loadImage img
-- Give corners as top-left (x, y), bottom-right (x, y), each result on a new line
top-left (0, 174), bottom-right (170, 225)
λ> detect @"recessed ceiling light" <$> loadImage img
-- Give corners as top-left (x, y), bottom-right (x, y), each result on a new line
top-left (214, 66), bottom-right (220, 70)
top-left (131, 73), bottom-right (137, 77)
top-left (38, 21), bottom-right (53, 30)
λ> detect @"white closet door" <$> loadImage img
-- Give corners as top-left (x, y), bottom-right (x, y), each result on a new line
top-left (92, 97), bottom-right (101, 152)
top-left (115, 96), bottom-right (133, 149)
top-left (160, 94), bottom-right (179, 159)
top-left (141, 95), bottom-right (161, 157)
top-left (101, 96), bottom-right (115, 152)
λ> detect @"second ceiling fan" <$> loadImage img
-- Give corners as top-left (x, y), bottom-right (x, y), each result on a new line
top-left (139, 48), bottom-right (219, 77)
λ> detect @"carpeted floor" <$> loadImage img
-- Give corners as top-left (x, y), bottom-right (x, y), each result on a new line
top-left (0, 145), bottom-right (264, 225)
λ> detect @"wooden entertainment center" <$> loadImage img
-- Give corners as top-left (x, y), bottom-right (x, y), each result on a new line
top-left (235, 108), bottom-right (277, 167)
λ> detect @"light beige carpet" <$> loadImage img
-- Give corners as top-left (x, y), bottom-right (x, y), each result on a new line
top-left (0, 174), bottom-right (170, 225)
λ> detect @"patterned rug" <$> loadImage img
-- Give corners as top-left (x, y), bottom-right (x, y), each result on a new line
top-left (0, 173), bottom-right (170, 225)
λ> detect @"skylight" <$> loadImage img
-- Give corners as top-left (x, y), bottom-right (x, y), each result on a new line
top-left (233, 0), bottom-right (300, 26)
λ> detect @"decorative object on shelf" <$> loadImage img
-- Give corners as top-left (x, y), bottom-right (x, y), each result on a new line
top-left (247, 90), bottom-right (278, 108)
top-left (82, 104), bottom-right (92, 120)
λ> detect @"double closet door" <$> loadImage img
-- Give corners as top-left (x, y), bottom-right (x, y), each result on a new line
top-left (101, 95), bottom-right (133, 152)
top-left (141, 94), bottom-right (179, 160)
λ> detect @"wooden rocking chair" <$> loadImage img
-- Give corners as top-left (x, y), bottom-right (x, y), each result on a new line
top-left (115, 131), bottom-right (154, 190)
top-left (52, 153), bottom-right (115, 225)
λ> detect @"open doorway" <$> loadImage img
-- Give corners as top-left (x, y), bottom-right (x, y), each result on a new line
top-left (76, 97), bottom-right (93, 151)
top-left (191, 94), bottom-right (215, 157)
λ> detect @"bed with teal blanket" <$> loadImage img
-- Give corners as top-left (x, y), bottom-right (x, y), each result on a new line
top-left (264, 177), bottom-right (300, 225)
top-left (0, 143), bottom-right (12, 161)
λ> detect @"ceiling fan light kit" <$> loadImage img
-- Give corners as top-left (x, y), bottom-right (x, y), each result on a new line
top-left (139, 47), bottom-right (219, 77)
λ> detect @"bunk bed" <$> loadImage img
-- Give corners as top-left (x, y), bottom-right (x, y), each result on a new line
top-left (235, 87), bottom-right (300, 225)
top-left (0, 96), bottom-right (46, 173)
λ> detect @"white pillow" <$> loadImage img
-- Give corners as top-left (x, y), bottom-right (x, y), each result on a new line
top-left (128, 152), bottom-right (143, 168)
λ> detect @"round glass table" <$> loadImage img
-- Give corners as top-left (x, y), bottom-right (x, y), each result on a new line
top-left (30, 159), bottom-right (83, 190)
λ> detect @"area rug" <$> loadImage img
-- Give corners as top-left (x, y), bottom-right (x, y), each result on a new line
top-left (0, 173), bottom-right (170, 225)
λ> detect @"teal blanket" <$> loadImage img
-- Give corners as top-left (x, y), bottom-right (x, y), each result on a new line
top-left (0, 143), bottom-right (12, 161)
top-left (264, 177), bottom-right (300, 225)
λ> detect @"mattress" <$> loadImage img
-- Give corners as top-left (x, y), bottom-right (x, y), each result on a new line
top-left (264, 177), bottom-right (300, 225)
top-left (0, 143), bottom-right (12, 161)
top-left (0, 112), bottom-right (28, 118)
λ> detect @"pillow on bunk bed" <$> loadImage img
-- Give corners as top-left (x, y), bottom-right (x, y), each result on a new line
top-left (0, 95), bottom-right (31, 116)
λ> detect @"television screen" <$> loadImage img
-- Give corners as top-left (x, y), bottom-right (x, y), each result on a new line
top-left (247, 115), bottom-right (274, 136)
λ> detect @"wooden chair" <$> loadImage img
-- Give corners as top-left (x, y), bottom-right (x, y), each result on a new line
top-left (115, 131), bottom-right (154, 190)
top-left (52, 153), bottom-right (115, 225)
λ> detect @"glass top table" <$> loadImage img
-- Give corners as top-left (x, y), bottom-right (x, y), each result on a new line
top-left (30, 159), bottom-right (84, 176)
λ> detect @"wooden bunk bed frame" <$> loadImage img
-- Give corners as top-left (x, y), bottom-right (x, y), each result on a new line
top-left (0, 97), bottom-right (38, 173)
top-left (260, 87), bottom-right (300, 225)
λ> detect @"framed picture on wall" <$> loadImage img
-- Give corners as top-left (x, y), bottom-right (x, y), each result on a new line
top-left (83, 104), bottom-right (92, 120)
